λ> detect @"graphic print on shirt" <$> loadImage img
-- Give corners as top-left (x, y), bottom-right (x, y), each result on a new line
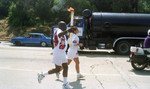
top-left (59, 36), bottom-right (66, 49)
top-left (54, 29), bottom-right (66, 49)
top-left (73, 40), bottom-right (77, 43)
top-left (54, 30), bottom-right (58, 47)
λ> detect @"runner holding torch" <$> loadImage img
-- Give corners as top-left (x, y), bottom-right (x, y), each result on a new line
top-left (67, 7), bottom-right (84, 80)
top-left (56, 7), bottom-right (84, 80)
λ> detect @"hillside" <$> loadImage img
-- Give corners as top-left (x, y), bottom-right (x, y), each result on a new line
top-left (0, 19), bottom-right (52, 41)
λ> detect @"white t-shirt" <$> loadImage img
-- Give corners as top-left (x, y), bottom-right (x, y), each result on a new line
top-left (68, 33), bottom-right (79, 52)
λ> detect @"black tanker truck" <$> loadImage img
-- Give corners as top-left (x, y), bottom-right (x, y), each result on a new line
top-left (52, 9), bottom-right (150, 55)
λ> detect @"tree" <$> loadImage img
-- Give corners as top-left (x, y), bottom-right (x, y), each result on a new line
top-left (138, 0), bottom-right (150, 13)
top-left (112, 0), bottom-right (130, 12)
top-left (63, 0), bottom-right (96, 16)
top-left (34, 0), bottom-right (55, 25)
top-left (89, 0), bottom-right (112, 12)
top-left (0, 0), bottom-right (12, 18)
top-left (8, 1), bottom-right (34, 26)
top-left (129, 0), bottom-right (139, 12)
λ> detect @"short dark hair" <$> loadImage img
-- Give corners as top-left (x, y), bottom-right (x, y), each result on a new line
top-left (58, 21), bottom-right (66, 31)
top-left (58, 21), bottom-right (66, 26)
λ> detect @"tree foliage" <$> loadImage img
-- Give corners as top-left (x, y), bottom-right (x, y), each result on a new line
top-left (64, 0), bottom-right (96, 15)
top-left (0, 0), bottom-right (11, 18)
top-left (34, 0), bottom-right (55, 25)
top-left (138, 0), bottom-right (150, 13)
top-left (1, 0), bottom-right (150, 27)
top-left (8, 2), bottom-right (34, 26)
top-left (89, 0), bottom-right (112, 12)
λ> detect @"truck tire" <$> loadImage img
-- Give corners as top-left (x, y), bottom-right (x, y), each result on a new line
top-left (115, 41), bottom-right (130, 55)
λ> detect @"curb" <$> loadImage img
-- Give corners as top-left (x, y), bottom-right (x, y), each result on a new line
top-left (0, 39), bottom-right (10, 41)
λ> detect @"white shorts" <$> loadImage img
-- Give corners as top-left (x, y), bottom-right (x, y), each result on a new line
top-left (52, 49), bottom-right (68, 66)
top-left (67, 50), bottom-right (79, 60)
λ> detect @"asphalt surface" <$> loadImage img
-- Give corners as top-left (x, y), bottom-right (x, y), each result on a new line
top-left (0, 41), bottom-right (150, 89)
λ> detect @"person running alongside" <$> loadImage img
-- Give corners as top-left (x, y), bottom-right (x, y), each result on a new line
top-left (37, 21), bottom-right (73, 89)
top-left (67, 27), bottom-right (84, 80)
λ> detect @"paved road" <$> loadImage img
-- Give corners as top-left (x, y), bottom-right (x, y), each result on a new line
top-left (0, 41), bottom-right (150, 89)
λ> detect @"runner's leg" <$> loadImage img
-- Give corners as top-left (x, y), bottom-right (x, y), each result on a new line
top-left (67, 59), bottom-right (72, 65)
top-left (73, 57), bottom-right (80, 73)
top-left (48, 64), bottom-right (61, 74)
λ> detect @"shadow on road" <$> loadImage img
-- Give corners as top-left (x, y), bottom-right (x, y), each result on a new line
top-left (131, 69), bottom-right (150, 76)
top-left (70, 79), bottom-right (86, 89)
top-left (55, 79), bottom-right (86, 89)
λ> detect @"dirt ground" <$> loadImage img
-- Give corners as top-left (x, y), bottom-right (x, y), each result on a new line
top-left (0, 19), bottom-right (52, 41)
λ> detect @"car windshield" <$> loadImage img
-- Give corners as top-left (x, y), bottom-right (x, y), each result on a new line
top-left (74, 19), bottom-right (82, 27)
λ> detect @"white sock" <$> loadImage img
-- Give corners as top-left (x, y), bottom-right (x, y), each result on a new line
top-left (77, 73), bottom-right (80, 76)
top-left (42, 72), bottom-right (48, 76)
top-left (63, 77), bottom-right (67, 84)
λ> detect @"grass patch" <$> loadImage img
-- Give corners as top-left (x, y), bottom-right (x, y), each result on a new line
top-left (0, 27), bottom-right (3, 32)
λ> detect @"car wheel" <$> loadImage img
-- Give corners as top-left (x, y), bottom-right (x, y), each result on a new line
top-left (14, 41), bottom-right (21, 46)
top-left (40, 42), bottom-right (47, 47)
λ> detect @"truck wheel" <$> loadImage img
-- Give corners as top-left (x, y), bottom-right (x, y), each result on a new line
top-left (115, 41), bottom-right (130, 55)
top-left (40, 42), bottom-right (47, 47)
top-left (14, 41), bottom-right (21, 46)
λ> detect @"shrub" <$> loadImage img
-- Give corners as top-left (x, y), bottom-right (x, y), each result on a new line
top-left (0, 27), bottom-right (3, 32)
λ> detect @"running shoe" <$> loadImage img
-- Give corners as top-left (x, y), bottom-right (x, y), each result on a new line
top-left (77, 74), bottom-right (84, 80)
top-left (62, 82), bottom-right (73, 89)
top-left (56, 72), bottom-right (60, 79)
top-left (37, 72), bottom-right (45, 83)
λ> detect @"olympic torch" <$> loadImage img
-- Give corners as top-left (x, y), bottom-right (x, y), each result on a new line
top-left (68, 7), bottom-right (74, 28)
top-left (68, 7), bottom-right (74, 45)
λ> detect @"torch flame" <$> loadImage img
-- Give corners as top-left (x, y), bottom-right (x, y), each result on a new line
top-left (68, 7), bottom-right (74, 12)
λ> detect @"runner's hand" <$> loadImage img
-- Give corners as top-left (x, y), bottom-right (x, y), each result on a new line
top-left (67, 28), bottom-right (73, 33)
top-left (79, 43), bottom-right (83, 47)
top-left (67, 27), bottom-right (78, 33)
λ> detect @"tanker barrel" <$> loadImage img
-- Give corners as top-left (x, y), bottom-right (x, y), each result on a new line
top-left (82, 9), bottom-right (92, 18)
top-left (92, 12), bottom-right (150, 33)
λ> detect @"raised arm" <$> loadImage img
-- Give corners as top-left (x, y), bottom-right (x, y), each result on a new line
top-left (57, 21), bottom-right (73, 38)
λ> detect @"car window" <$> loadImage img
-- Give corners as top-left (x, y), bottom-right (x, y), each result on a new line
top-left (26, 34), bottom-right (33, 38)
top-left (34, 35), bottom-right (42, 38)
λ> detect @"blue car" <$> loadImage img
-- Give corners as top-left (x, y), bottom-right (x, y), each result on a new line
top-left (10, 33), bottom-right (51, 47)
